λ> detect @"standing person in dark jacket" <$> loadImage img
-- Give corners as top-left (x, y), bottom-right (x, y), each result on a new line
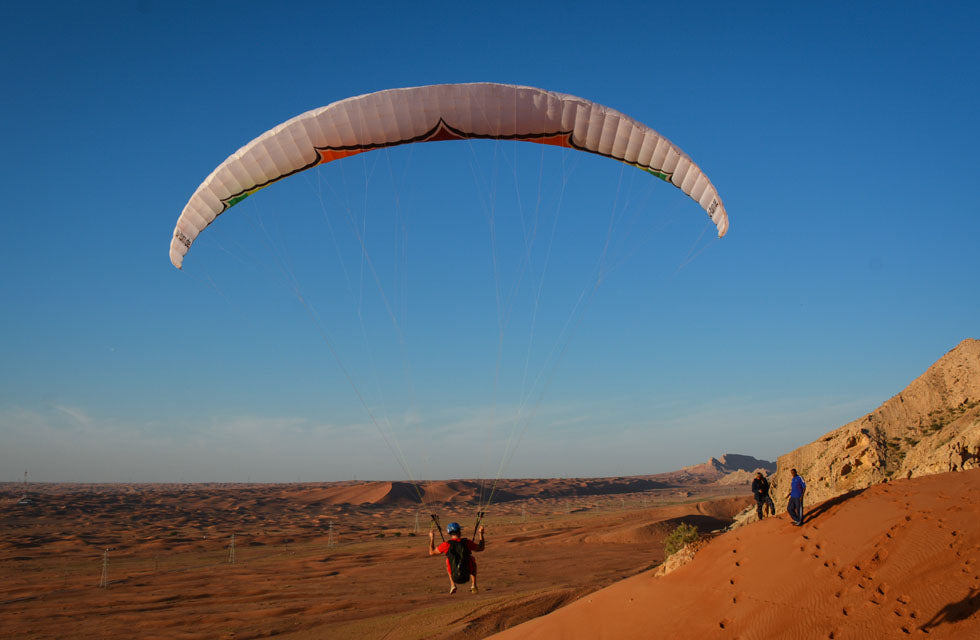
top-left (787, 468), bottom-right (807, 526)
top-left (751, 471), bottom-right (772, 519)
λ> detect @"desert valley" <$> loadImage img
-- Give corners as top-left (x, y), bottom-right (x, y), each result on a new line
top-left (2, 466), bottom-right (755, 639)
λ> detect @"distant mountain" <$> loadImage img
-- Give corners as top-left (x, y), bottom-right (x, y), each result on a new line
top-left (772, 338), bottom-right (980, 509)
top-left (671, 454), bottom-right (776, 484)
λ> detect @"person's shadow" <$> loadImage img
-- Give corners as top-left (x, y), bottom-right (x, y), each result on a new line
top-left (920, 588), bottom-right (980, 632)
top-left (800, 488), bottom-right (866, 524)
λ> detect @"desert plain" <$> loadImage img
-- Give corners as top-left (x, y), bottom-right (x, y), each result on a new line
top-left (2, 466), bottom-right (978, 639)
top-left (0, 472), bottom-right (749, 639)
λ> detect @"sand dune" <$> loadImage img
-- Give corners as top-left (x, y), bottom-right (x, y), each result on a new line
top-left (9, 470), bottom-right (974, 638)
top-left (0, 477), bottom-right (748, 639)
top-left (490, 468), bottom-right (980, 639)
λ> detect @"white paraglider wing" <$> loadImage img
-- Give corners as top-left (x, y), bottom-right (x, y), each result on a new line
top-left (171, 83), bottom-right (728, 268)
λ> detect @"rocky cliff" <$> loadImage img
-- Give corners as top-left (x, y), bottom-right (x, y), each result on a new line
top-left (770, 338), bottom-right (980, 511)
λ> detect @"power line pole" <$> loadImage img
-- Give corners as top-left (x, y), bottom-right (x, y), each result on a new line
top-left (228, 534), bottom-right (236, 564)
top-left (99, 548), bottom-right (109, 588)
top-left (19, 470), bottom-right (30, 504)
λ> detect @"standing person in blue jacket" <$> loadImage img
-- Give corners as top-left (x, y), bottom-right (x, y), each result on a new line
top-left (787, 468), bottom-right (807, 526)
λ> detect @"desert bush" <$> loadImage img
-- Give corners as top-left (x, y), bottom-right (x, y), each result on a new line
top-left (664, 522), bottom-right (699, 557)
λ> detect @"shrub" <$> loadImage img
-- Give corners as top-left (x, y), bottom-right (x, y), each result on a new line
top-left (664, 522), bottom-right (700, 557)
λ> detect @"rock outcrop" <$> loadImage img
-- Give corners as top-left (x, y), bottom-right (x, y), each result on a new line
top-left (653, 540), bottom-right (701, 577)
top-left (674, 454), bottom-right (775, 484)
top-left (771, 338), bottom-right (980, 511)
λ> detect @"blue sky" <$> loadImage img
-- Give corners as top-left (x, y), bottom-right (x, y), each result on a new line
top-left (2, 1), bottom-right (978, 483)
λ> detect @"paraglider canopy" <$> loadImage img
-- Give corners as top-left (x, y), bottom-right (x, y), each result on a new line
top-left (171, 83), bottom-right (728, 269)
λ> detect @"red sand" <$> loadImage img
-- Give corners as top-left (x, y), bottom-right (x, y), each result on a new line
top-left (0, 478), bottom-right (746, 639)
top-left (490, 469), bottom-right (980, 639)
top-left (6, 470), bottom-right (975, 638)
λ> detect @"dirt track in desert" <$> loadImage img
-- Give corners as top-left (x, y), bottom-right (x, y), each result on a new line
top-left (0, 478), bottom-right (748, 639)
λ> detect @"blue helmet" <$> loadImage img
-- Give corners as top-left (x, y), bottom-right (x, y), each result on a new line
top-left (447, 522), bottom-right (462, 535)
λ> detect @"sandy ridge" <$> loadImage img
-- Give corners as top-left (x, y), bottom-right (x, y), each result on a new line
top-left (489, 469), bottom-right (980, 639)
